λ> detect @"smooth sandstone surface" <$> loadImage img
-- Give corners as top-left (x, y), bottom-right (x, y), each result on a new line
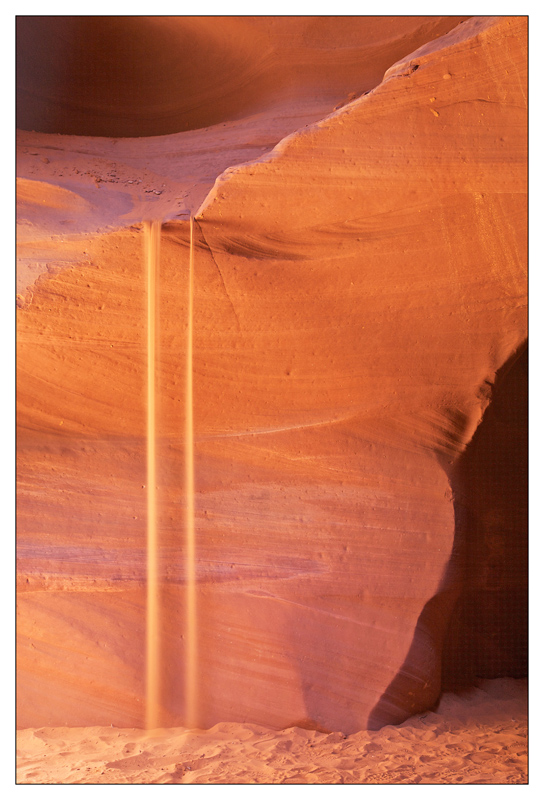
top-left (17, 16), bottom-right (527, 734)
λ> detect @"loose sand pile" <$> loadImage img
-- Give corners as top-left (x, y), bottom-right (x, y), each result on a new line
top-left (17, 678), bottom-right (527, 785)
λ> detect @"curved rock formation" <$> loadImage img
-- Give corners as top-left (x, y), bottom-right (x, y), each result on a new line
top-left (17, 16), bottom-right (527, 733)
top-left (17, 16), bottom-right (468, 137)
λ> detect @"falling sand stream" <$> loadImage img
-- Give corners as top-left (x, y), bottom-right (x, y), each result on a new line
top-left (144, 218), bottom-right (197, 730)
top-left (185, 217), bottom-right (197, 729)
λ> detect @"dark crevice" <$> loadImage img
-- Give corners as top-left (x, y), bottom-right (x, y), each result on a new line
top-left (368, 343), bottom-right (528, 729)
top-left (442, 344), bottom-right (528, 690)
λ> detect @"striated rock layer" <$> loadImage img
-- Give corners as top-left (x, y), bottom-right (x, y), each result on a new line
top-left (17, 16), bottom-right (527, 733)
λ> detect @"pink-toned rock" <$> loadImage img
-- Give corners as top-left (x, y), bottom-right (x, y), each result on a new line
top-left (17, 16), bottom-right (527, 733)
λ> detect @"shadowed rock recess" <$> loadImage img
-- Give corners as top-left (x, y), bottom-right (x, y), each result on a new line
top-left (17, 16), bottom-right (527, 733)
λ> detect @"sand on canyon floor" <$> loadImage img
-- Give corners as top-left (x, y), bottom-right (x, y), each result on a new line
top-left (16, 678), bottom-right (527, 785)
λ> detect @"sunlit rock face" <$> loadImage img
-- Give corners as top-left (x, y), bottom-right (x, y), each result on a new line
top-left (17, 16), bottom-right (527, 732)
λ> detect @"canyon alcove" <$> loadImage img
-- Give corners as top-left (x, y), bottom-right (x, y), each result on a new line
top-left (442, 344), bottom-right (528, 691)
top-left (17, 15), bottom-right (527, 735)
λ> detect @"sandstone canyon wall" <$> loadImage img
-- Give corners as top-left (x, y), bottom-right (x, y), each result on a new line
top-left (17, 16), bottom-right (527, 733)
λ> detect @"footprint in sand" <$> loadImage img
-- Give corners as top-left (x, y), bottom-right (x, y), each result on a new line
top-left (444, 743), bottom-right (464, 752)
top-left (467, 752), bottom-right (493, 765)
top-left (105, 752), bottom-right (153, 770)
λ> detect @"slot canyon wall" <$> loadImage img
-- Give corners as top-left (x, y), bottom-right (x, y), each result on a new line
top-left (16, 16), bottom-right (527, 733)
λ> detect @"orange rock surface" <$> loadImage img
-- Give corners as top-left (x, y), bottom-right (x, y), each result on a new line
top-left (17, 16), bottom-right (527, 734)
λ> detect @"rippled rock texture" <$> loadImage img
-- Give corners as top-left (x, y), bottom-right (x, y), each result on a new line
top-left (17, 16), bottom-right (527, 733)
